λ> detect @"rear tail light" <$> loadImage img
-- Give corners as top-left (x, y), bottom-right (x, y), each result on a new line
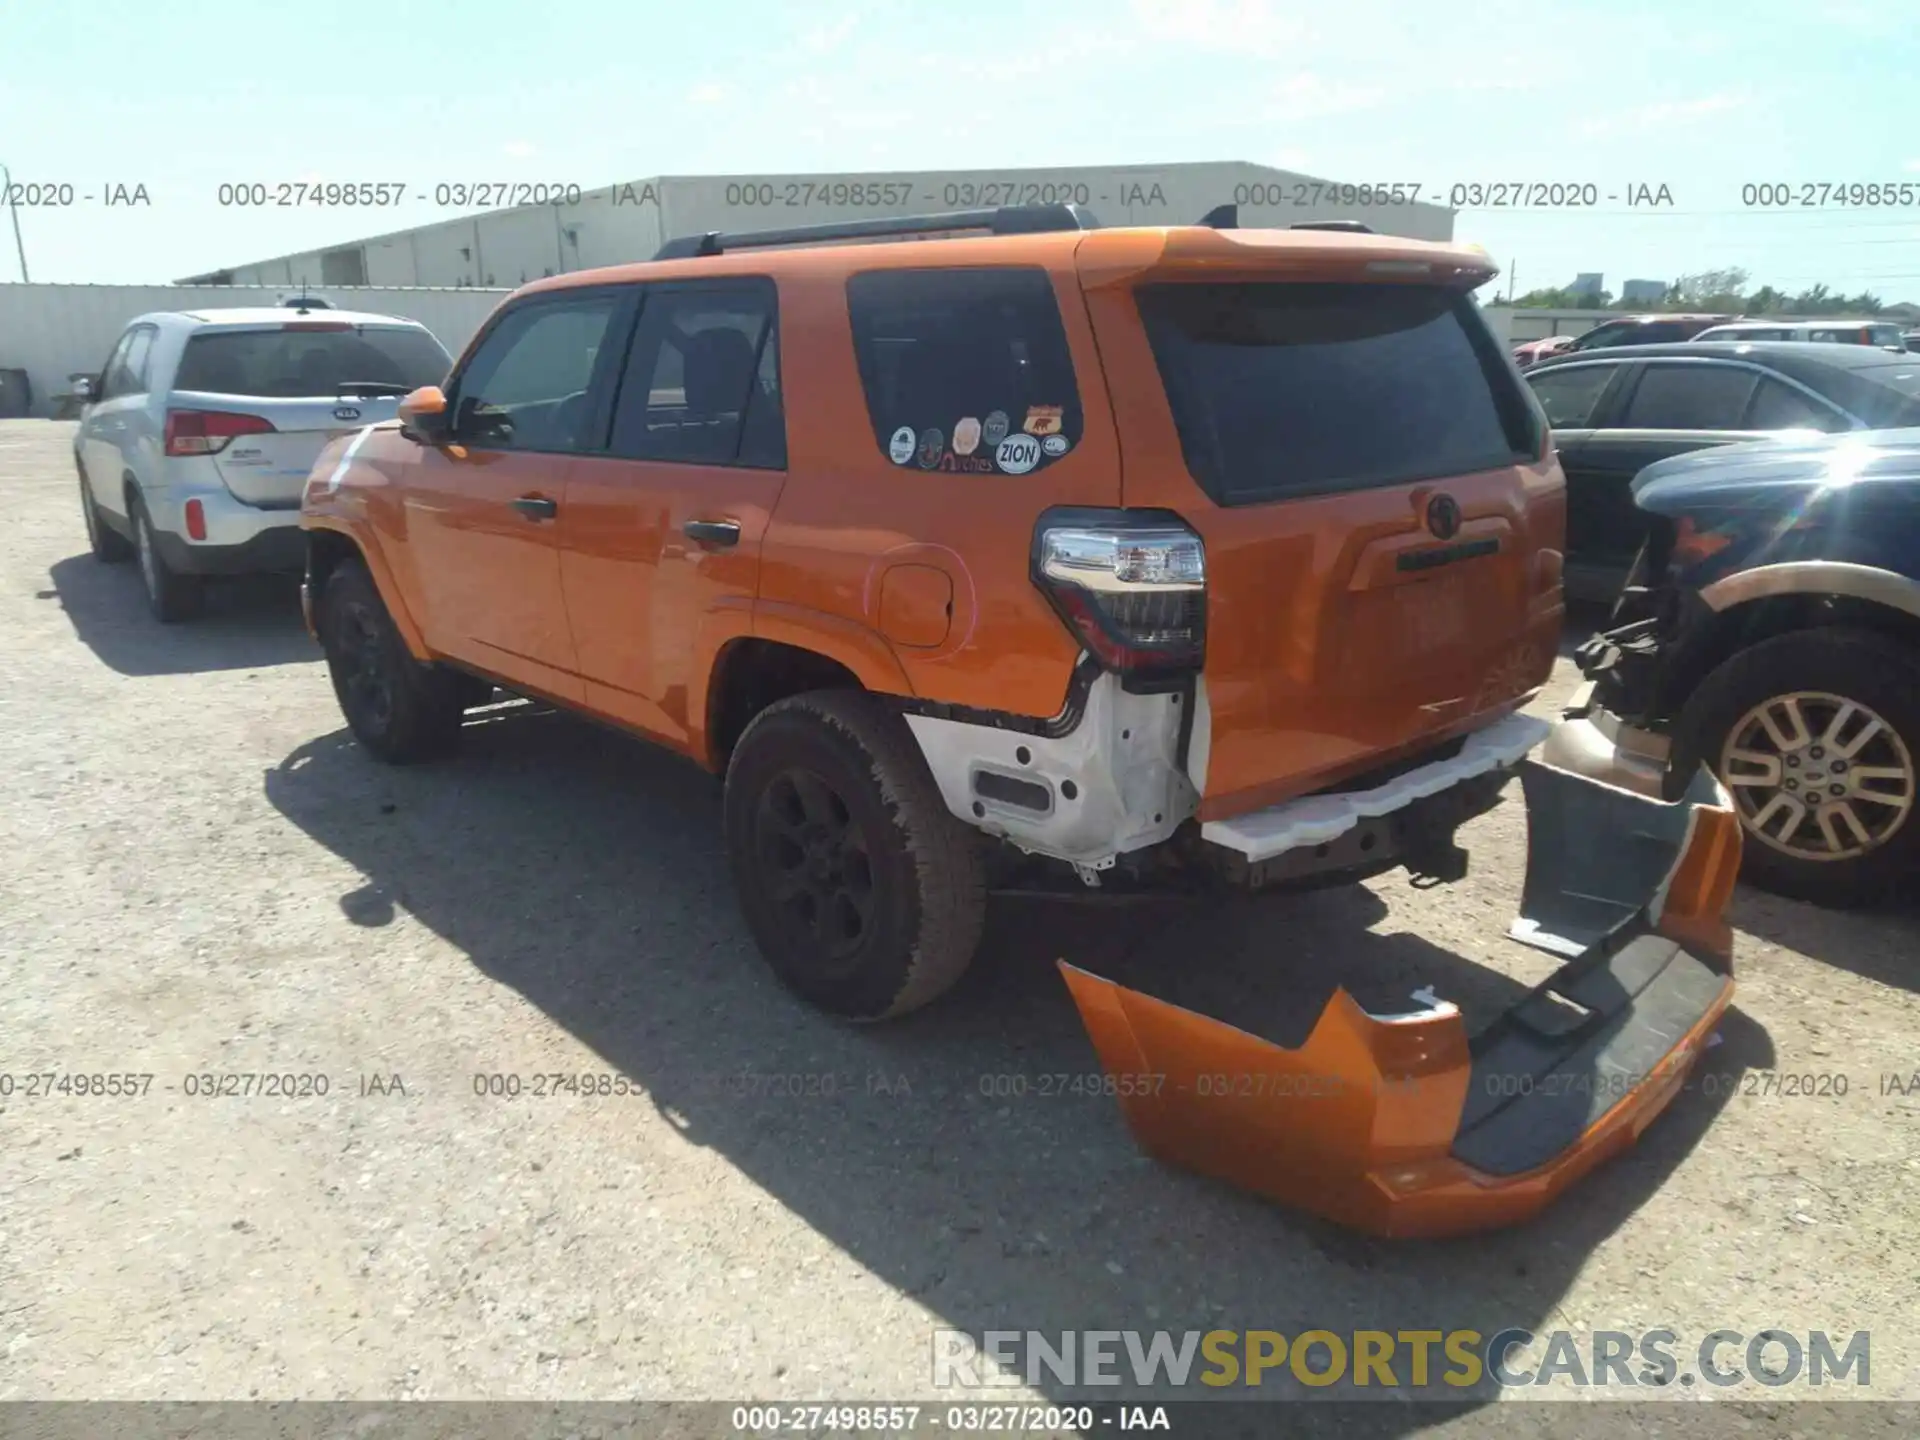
top-left (165, 408), bottom-right (276, 456)
top-left (184, 498), bottom-right (207, 540)
top-left (1032, 509), bottom-right (1206, 682)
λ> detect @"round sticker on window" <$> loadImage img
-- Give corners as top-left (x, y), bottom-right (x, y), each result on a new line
top-left (1041, 434), bottom-right (1070, 456)
top-left (952, 416), bottom-right (982, 456)
top-left (982, 410), bottom-right (1010, 448)
top-left (916, 427), bottom-right (945, 470)
top-left (995, 433), bottom-right (1042, 474)
top-left (887, 426), bottom-right (916, 465)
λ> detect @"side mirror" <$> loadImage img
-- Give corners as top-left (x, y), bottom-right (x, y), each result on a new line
top-left (398, 385), bottom-right (452, 445)
top-left (73, 375), bottom-right (98, 402)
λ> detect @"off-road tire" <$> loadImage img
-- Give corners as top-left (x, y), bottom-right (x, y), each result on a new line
top-left (317, 560), bottom-right (466, 764)
top-left (130, 493), bottom-right (204, 622)
top-left (723, 690), bottom-right (987, 1020)
top-left (1673, 625), bottom-right (1920, 907)
top-left (79, 465), bottom-right (132, 562)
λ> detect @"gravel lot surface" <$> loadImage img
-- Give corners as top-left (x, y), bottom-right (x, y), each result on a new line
top-left (3, 420), bottom-right (1917, 1432)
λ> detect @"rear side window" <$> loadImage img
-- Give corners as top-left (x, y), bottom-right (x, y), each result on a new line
top-left (847, 267), bottom-right (1081, 476)
top-left (1848, 362), bottom-right (1920, 427)
top-left (1137, 282), bottom-right (1539, 504)
top-left (102, 325), bottom-right (156, 399)
top-left (1746, 379), bottom-right (1848, 432)
top-left (1526, 363), bottom-right (1617, 427)
top-left (1568, 321), bottom-right (1635, 350)
top-left (608, 280), bottom-right (784, 468)
top-left (176, 325), bottom-right (451, 398)
top-left (1641, 321), bottom-right (1708, 343)
top-left (1616, 363), bottom-right (1757, 429)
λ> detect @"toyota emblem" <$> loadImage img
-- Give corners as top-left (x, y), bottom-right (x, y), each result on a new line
top-left (333, 406), bottom-right (362, 422)
top-left (1426, 494), bottom-right (1462, 540)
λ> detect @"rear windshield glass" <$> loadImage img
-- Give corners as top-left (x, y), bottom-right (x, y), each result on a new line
top-left (175, 325), bottom-right (451, 398)
top-left (846, 267), bottom-right (1081, 476)
top-left (1136, 282), bottom-right (1539, 504)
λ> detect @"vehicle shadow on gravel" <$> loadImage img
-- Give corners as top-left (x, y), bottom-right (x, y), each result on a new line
top-left (1728, 887), bottom-right (1920, 994)
top-left (47, 554), bottom-right (316, 676)
top-left (265, 703), bottom-right (1770, 1428)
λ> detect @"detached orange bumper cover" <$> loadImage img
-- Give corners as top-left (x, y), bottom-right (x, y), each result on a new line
top-left (1061, 757), bottom-right (1740, 1239)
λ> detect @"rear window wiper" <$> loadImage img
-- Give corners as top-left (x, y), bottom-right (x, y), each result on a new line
top-left (334, 381), bottom-right (414, 398)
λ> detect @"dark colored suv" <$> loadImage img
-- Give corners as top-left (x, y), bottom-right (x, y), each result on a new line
top-left (1551, 427), bottom-right (1920, 907)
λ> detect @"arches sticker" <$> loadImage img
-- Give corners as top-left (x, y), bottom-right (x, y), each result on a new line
top-left (1041, 434), bottom-right (1070, 456)
top-left (887, 425), bottom-right (916, 465)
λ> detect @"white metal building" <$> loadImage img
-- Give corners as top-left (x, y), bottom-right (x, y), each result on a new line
top-left (178, 163), bottom-right (1457, 290)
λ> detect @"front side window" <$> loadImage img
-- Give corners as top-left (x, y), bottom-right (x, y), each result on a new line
top-left (1526, 363), bottom-right (1618, 428)
top-left (452, 295), bottom-right (623, 453)
top-left (607, 280), bottom-right (784, 468)
top-left (1137, 281), bottom-right (1537, 504)
top-left (1615, 363), bottom-right (1758, 430)
top-left (847, 267), bottom-right (1082, 476)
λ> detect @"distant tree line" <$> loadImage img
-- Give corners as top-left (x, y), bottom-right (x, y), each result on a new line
top-left (1502, 268), bottom-right (1903, 316)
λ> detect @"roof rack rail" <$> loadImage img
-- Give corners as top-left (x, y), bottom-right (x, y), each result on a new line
top-left (652, 203), bottom-right (1103, 260)
top-left (1290, 220), bottom-right (1374, 234)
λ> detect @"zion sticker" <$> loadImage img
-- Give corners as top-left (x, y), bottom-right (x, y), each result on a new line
top-left (1023, 405), bottom-right (1064, 436)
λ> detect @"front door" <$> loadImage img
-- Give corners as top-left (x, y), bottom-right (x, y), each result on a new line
top-left (559, 278), bottom-right (788, 746)
top-left (404, 289), bottom-right (630, 702)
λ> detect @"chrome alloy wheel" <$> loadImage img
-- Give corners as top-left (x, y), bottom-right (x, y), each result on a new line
top-left (1720, 691), bottom-right (1916, 862)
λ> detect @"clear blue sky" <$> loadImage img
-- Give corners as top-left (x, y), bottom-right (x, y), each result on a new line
top-left (2, 0), bottom-right (1916, 301)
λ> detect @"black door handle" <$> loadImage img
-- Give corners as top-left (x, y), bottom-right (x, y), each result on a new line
top-left (683, 519), bottom-right (741, 547)
top-left (510, 495), bottom-right (558, 521)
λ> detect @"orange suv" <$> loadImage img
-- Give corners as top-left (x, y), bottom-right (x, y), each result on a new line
top-left (301, 203), bottom-right (1743, 1235)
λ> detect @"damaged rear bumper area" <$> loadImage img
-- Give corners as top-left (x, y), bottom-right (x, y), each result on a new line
top-left (1059, 749), bottom-right (1740, 1239)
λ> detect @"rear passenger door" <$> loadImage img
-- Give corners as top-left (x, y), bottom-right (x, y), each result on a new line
top-left (79, 324), bottom-right (157, 519)
top-left (1570, 359), bottom-right (1762, 587)
top-left (558, 277), bottom-right (786, 747)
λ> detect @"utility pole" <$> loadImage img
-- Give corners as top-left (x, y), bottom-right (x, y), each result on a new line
top-left (0, 163), bottom-right (28, 282)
